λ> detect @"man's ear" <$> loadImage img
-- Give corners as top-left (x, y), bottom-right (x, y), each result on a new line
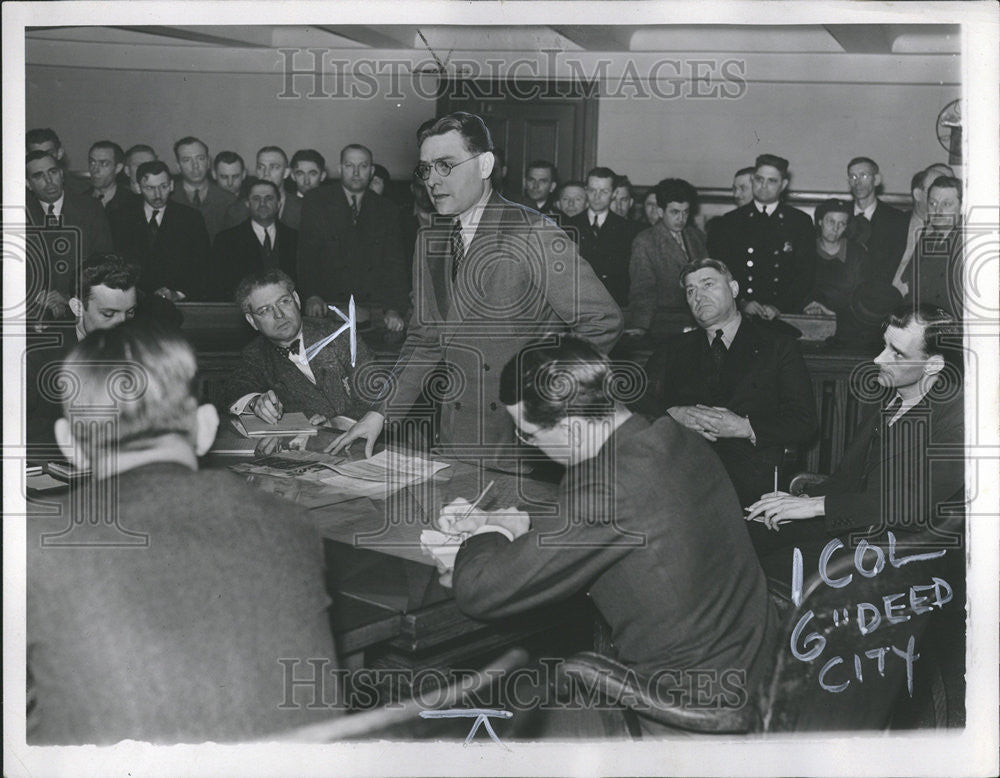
top-left (114, 162), bottom-right (124, 176)
top-left (913, 187), bottom-right (925, 205)
top-left (779, 178), bottom-right (789, 194)
top-left (54, 418), bottom-right (81, 467)
top-left (68, 297), bottom-right (84, 320)
top-left (729, 279), bottom-right (740, 299)
top-left (479, 152), bottom-right (496, 181)
top-left (245, 311), bottom-right (259, 331)
top-left (874, 173), bottom-right (883, 189)
top-left (320, 170), bottom-right (328, 182)
top-left (656, 206), bottom-right (665, 221)
top-left (194, 403), bottom-right (220, 456)
top-left (167, 179), bottom-right (174, 193)
top-left (547, 181), bottom-right (557, 194)
top-left (292, 290), bottom-right (301, 309)
top-left (923, 353), bottom-right (945, 377)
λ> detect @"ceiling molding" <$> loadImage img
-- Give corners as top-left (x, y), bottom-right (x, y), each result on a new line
top-left (824, 25), bottom-right (894, 54)
top-left (316, 25), bottom-right (416, 49)
top-left (549, 26), bottom-right (634, 52)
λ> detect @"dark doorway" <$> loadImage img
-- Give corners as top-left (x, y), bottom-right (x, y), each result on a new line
top-left (438, 79), bottom-right (598, 198)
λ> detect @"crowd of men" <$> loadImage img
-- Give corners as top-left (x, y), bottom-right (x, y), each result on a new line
top-left (23, 113), bottom-right (966, 744)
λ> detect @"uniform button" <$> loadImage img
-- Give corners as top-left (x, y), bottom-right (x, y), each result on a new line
top-left (747, 260), bottom-right (754, 267)
top-left (773, 277), bottom-right (779, 282)
top-left (747, 247), bottom-right (754, 254)
top-left (773, 250), bottom-right (779, 255)
top-left (747, 275), bottom-right (753, 281)
top-left (489, 402), bottom-right (497, 411)
top-left (746, 287), bottom-right (754, 294)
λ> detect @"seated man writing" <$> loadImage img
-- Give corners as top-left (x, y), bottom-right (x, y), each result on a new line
top-left (28, 320), bottom-right (340, 744)
top-left (449, 338), bottom-right (777, 731)
top-left (746, 304), bottom-right (964, 553)
top-left (221, 269), bottom-right (373, 453)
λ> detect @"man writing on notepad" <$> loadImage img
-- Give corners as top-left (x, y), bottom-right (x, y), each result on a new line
top-left (221, 269), bottom-right (373, 452)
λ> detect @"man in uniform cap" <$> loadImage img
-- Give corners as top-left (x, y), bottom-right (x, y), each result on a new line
top-left (708, 153), bottom-right (816, 319)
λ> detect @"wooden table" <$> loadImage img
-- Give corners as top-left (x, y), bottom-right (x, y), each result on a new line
top-left (205, 438), bottom-right (586, 696)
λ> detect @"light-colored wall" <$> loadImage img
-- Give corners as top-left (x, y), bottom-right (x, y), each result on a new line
top-left (26, 40), bottom-right (961, 194)
top-left (26, 66), bottom-right (437, 179)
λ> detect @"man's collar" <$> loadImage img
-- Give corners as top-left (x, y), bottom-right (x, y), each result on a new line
top-left (752, 199), bottom-right (778, 215)
top-left (703, 312), bottom-right (742, 347)
top-left (95, 181), bottom-right (117, 199)
top-left (250, 219), bottom-right (276, 240)
top-left (342, 187), bottom-right (365, 205)
top-left (273, 327), bottom-right (305, 352)
top-left (143, 201), bottom-right (164, 219)
top-left (854, 199), bottom-right (878, 220)
top-left (456, 185), bottom-right (493, 233)
top-left (587, 207), bottom-right (608, 223)
top-left (183, 180), bottom-right (209, 198)
top-left (43, 193), bottom-right (66, 214)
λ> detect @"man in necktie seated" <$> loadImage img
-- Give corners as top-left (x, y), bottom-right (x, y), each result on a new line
top-left (210, 178), bottom-right (298, 300)
top-left (451, 338), bottom-right (778, 732)
top-left (635, 258), bottom-right (817, 508)
top-left (27, 320), bottom-right (341, 744)
top-left (746, 304), bottom-right (964, 554)
top-left (221, 269), bottom-right (373, 454)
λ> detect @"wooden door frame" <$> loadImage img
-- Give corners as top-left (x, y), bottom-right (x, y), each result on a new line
top-left (436, 78), bottom-right (599, 180)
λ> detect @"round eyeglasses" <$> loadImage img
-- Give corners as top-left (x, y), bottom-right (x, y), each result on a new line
top-left (414, 154), bottom-right (482, 181)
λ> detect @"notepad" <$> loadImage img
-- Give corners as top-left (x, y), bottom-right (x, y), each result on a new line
top-left (230, 412), bottom-right (319, 438)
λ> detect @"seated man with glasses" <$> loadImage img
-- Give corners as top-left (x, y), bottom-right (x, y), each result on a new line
top-left (450, 337), bottom-right (777, 733)
top-left (221, 269), bottom-right (373, 447)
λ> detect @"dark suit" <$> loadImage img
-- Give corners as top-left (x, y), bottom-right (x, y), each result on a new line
top-left (84, 184), bottom-right (138, 221)
top-left (518, 195), bottom-right (558, 217)
top-left (566, 210), bottom-right (634, 306)
top-left (27, 191), bottom-right (115, 302)
top-left (637, 316), bottom-right (818, 505)
top-left (846, 201), bottom-right (909, 285)
top-left (905, 226), bottom-right (964, 319)
top-left (385, 191), bottom-right (623, 453)
top-left (27, 463), bottom-right (340, 744)
top-left (210, 220), bottom-right (298, 301)
top-left (221, 317), bottom-right (373, 421)
top-left (627, 221), bottom-right (708, 335)
top-left (708, 202), bottom-right (816, 314)
top-left (170, 182), bottom-right (236, 241)
top-left (109, 200), bottom-right (210, 300)
top-left (297, 188), bottom-right (408, 313)
top-left (454, 414), bottom-right (778, 696)
top-left (751, 389), bottom-right (964, 557)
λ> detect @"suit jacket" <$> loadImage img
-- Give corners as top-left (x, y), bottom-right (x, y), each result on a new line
top-left (27, 191), bottom-right (115, 300)
top-left (27, 463), bottom-right (339, 744)
top-left (707, 202), bottom-right (816, 314)
top-left (905, 226), bottom-right (964, 319)
top-left (636, 316), bottom-right (818, 504)
top-left (170, 182), bottom-right (237, 241)
top-left (210, 220), bottom-right (298, 301)
top-left (518, 195), bottom-right (558, 217)
top-left (565, 210), bottom-right (633, 306)
top-left (453, 414), bottom-right (778, 694)
top-left (386, 191), bottom-right (623, 453)
top-left (813, 390), bottom-right (964, 536)
top-left (281, 194), bottom-right (303, 230)
top-left (297, 188), bottom-right (408, 312)
top-left (109, 199), bottom-right (211, 300)
top-left (846, 200), bottom-right (909, 285)
top-left (627, 221), bottom-right (708, 334)
top-left (84, 184), bottom-right (139, 221)
top-left (221, 316), bottom-right (373, 421)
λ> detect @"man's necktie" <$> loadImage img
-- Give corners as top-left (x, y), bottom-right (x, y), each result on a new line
top-left (591, 214), bottom-right (600, 237)
top-left (276, 340), bottom-right (301, 359)
top-left (672, 230), bottom-right (688, 257)
top-left (759, 206), bottom-right (769, 218)
top-left (47, 203), bottom-right (55, 216)
top-left (93, 190), bottom-right (104, 203)
top-left (450, 219), bottom-right (465, 281)
top-left (192, 189), bottom-right (202, 208)
top-left (262, 230), bottom-right (273, 258)
top-left (148, 210), bottom-right (159, 240)
top-left (706, 328), bottom-right (727, 399)
top-left (351, 196), bottom-right (360, 226)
